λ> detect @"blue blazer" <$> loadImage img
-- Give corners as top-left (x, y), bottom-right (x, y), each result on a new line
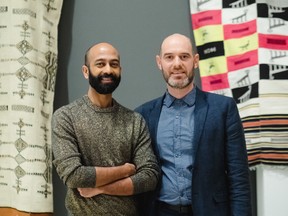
top-left (135, 87), bottom-right (252, 216)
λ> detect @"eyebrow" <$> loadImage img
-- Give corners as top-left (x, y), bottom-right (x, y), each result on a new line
top-left (163, 52), bottom-right (192, 56)
top-left (95, 58), bottom-right (120, 62)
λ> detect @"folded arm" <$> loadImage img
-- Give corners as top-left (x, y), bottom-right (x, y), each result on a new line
top-left (78, 177), bottom-right (134, 198)
top-left (78, 116), bottom-right (160, 198)
top-left (52, 108), bottom-right (136, 188)
top-left (95, 163), bottom-right (135, 187)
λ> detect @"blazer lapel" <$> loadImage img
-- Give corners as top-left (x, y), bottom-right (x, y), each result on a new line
top-left (193, 88), bottom-right (208, 161)
top-left (148, 97), bottom-right (163, 157)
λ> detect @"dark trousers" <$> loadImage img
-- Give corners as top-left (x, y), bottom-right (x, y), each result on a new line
top-left (156, 201), bottom-right (193, 216)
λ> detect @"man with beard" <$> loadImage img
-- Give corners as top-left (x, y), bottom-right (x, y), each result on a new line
top-left (135, 34), bottom-right (252, 216)
top-left (52, 42), bottom-right (160, 216)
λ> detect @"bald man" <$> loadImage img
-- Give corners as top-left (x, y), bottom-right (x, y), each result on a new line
top-left (135, 34), bottom-right (252, 216)
top-left (52, 42), bottom-right (160, 216)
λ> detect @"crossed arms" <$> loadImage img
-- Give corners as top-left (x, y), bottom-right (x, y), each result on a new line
top-left (77, 163), bottom-right (136, 198)
top-left (52, 107), bottom-right (160, 199)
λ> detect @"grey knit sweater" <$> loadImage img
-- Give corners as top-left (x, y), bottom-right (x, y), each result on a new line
top-left (52, 95), bottom-right (160, 216)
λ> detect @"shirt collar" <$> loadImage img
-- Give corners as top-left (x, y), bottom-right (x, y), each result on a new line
top-left (163, 86), bottom-right (196, 108)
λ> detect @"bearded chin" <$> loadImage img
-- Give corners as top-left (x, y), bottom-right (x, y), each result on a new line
top-left (89, 74), bottom-right (121, 94)
top-left (167, 77), bottom-right (192, 89)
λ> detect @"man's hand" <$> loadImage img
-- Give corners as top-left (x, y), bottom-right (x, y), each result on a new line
top-left (78, 176), bottom-right (134, 198)
top-left (94, 162), bottom-right (136, 187)
top-left (78, 188), bottom-right (103, 198)
top-left (123, 163), bottom-right (136, 177)
top-left (78, 163), bottom-right (136, 198)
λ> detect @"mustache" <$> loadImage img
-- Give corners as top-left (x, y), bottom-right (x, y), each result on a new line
top-left (97, 73), bottom-right (118, 80)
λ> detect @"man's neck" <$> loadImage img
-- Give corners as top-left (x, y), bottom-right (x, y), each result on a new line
top-left (87, 88), bottom-right (113, 108)
top-left (167, 84), bottom-right (194, 99)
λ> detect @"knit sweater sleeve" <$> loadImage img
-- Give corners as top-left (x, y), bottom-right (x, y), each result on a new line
top-left (129, 113), bottom-right (160, 194)
top-left (52, 105), bottom-right (96, 188)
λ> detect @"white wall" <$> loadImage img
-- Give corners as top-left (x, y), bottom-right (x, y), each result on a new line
top-left (257, 167), bottom-right (288, 216)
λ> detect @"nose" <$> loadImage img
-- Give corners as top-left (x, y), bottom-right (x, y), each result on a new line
top-left (173, 56), bottom-right (182, 68)
top-left (103, 63), bottom-right (113, 74)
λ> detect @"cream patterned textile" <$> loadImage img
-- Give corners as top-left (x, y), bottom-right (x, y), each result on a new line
top-left (0, 0), bottom-right (63, 213)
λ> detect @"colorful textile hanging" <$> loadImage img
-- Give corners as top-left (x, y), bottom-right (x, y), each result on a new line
top-left (189, 0), bottom-right (288, 167)
top-left (0, 0), bottom-right (63, 214)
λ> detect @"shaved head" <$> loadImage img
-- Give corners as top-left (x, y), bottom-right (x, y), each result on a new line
top-left (155, 33), bottom-right (199, 96)
top-left (159, 33), bottom-right (194, 56)
top-left (82, 42), bottom-right (121, 95)
top-left (84, 42), bottom-right (120, 66)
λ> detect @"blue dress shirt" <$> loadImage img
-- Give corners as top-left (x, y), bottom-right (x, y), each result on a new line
top-left (157, 88), bottom-right (196, 206)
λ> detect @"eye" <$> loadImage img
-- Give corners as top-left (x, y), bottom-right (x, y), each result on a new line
top-left (164, 55), bottom-right (174, 61)
top-left (110, 62), bottom-right (120, 68)
top-left (95, 62), bottom-right (105, 68)
top-left (180, 55), bottom-right (190, 60)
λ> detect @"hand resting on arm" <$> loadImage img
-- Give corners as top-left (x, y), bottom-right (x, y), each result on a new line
top-left (78, 162), bottom-right (136, 198)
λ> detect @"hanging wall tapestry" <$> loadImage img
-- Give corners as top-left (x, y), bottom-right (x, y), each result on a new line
top-left (190, 0), bottom-right (288, 168)
top-left (0, 0), bottom-right (63, 215)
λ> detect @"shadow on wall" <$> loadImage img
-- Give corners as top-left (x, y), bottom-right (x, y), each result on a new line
top-left (53, 0), bottom-right (74, 111)
top-left (53, 0), bottom-right (75, 215)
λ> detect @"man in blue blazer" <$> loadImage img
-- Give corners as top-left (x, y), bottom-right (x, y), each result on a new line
top-left (135, 33), bottom-right (252, 216)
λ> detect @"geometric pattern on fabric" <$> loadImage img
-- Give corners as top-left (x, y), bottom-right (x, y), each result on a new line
top-left (0, 0), bottom-right (63, 213)
top-left (190, 0), bottom-right (288, 167)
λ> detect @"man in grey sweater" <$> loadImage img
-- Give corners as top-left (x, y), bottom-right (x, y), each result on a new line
top-left (52, 42), bottom-right (160, 216)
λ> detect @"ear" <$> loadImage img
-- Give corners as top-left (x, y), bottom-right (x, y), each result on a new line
top-left (193, 54), bottom-right (199, 69)
top-left (156, 55), bottom-right (162, 70)
top-left (82, 65), bottom-right (89, 79)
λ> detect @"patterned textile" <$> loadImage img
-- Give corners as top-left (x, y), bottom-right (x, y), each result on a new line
top-left (189, 0), bottom-right (288, 167)
top-left (0, 0), bottom-right (63, 214)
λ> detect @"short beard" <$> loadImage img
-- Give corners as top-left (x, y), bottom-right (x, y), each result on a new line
top-left (163, 72), bottom-right (194, 89)
top-left (88, 70), bottom-right (121, 94)
top-left (167, 77), bottom-right (191, 89)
